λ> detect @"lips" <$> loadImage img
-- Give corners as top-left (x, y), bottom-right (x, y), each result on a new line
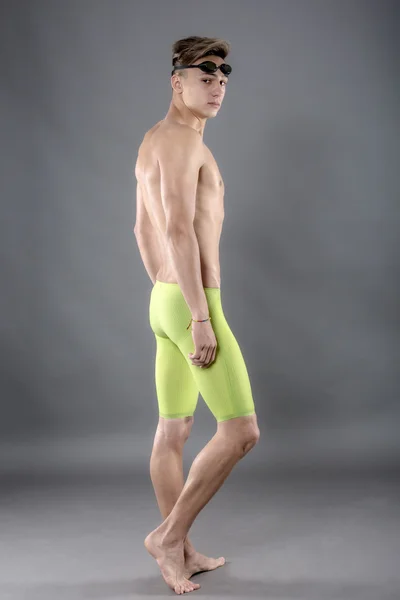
top-left (209, 102), bottom-right (220, 107)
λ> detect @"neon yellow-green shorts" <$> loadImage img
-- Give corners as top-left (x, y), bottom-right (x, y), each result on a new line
top-left (149, 280), bottom-right (256, 422)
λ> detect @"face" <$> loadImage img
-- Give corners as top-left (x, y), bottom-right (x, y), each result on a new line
top-left (175, 55), bottom-right (228, 118)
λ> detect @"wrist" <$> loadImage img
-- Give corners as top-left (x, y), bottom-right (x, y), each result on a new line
top-left (187, 314), bottom-right (211, 330)
top-left (192, 313), bottom-right (210, 321)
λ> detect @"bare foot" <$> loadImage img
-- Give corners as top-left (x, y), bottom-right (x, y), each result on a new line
top-left (144, 528), bottom-right (201, 595)
top-left (184, 549), bottom-right (226, 578)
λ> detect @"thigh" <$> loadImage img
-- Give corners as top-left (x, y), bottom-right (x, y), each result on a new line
top-left (154, 333), bottom-right (199, 420)
top-left (149, 280), bottom-right (255, 422)
top-left (176, 313), bottom-right (256, 423)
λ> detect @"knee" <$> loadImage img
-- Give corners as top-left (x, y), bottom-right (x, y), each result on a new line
top-left (220, 418), bottom-right (260, 457)
top-left (154, 416), bottom-right (194, 451)
top-left (240, 424), bottom-right (260, 455)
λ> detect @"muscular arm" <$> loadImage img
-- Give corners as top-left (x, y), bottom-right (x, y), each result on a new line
top-left (159, 126), bottom-right (209, 320)
top-left (134, 181), bottom-right (162, 285)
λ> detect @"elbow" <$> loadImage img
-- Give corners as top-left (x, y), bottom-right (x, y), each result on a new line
top-left (134, 227), bottom-right (147, 238)
top-left (166, 223), bottom-right (193, 241)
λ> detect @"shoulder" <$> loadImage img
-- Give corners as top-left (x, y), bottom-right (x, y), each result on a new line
top-left (156, 123), bottom-right (204, 164)
top-left (160, 121), bottom-right (201, 144)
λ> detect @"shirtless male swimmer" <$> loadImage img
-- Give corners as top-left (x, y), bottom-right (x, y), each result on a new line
top-left (134, 36), bottom-right (260, 595)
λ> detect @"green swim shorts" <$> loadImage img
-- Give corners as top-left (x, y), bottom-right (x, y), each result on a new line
top-left (149, 280), bottom-right (256, 422)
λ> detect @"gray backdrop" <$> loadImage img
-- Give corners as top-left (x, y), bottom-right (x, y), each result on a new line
top-left (1, 0), bottom-right (399, 476)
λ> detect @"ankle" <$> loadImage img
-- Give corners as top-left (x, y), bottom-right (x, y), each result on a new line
top-left (161, 527), bottom-right (185, 547)
top-left (184, 544), bottom-right (196, 557)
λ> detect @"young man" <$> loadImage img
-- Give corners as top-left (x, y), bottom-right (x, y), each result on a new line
top-left (134, 36), bottom-right (260, 595)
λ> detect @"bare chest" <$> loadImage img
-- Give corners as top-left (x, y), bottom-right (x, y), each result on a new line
top-left (196, 145), bottom-right (225, 223)
top-left (135, 137), bottom-right (225, 229)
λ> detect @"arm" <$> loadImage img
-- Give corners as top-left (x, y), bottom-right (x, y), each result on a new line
top-left (134, 181), bottom-right (162, 285)
top-left (158, 126), bottom-right (209, 320)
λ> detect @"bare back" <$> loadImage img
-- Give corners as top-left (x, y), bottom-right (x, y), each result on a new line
top-left (135, 120), bottom-right (224, 288)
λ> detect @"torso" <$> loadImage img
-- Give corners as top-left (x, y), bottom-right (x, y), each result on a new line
top-left (134, 120), bottom-right (224, 288)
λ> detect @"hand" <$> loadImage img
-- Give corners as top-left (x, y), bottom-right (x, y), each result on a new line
top-left (188, 319), bottom-right (217, 368)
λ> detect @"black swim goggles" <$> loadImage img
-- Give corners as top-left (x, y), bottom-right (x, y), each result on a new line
top-left (171, 60), bottom-right (232, 77)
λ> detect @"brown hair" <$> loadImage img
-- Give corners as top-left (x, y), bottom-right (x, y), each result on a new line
top-left (171, 36), bottom-right (231, 78)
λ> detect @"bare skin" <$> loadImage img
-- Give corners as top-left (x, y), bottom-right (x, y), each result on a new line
top-left (149, 416), bottom-right (226, 581)
top-left (134, 64), bottom-right (226, 291)
top-left (134, 54), bottom-right (260, 594)
top-left (145, 414), bottom-right (259, 594)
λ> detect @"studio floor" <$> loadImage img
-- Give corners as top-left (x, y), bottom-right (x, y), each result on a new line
top-left (0, 469), bottom-right (399, 600)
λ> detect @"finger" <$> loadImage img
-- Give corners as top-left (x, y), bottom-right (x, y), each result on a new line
top-left (210, 346), bottom-right (217, 364)
top-left (198, 348), bottom-right (210, 368)
top-left (200, 346), bottom-right (209, 365)
top-left (194, 354), bottom-right (207, 367)
top-left (203, 346), bottom-right (214, 367)
top-left (203, 350), bottom-right (210, 369)
top-left (189, 353), bottom-right (203, 366)
top-left (192, 346), bottom-right (206, 365)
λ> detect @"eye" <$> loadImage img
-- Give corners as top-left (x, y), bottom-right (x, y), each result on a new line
top-left (202, 79), bottom-right (227, 86)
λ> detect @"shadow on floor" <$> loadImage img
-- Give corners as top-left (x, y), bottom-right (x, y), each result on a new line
top-left (0, 572), bottom-right (397, 600)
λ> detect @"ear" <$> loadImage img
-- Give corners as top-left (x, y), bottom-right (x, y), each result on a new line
top-left (172, 77), bottom-right (182, 93)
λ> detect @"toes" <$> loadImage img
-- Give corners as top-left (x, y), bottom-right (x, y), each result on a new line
top-left (174, 578), bottom-right (199, 594)
top-left (185, 578), bottom-right (200, 592)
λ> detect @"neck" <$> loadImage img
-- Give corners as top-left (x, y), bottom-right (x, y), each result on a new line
top-left (164, 96), bottom-right (207, 138)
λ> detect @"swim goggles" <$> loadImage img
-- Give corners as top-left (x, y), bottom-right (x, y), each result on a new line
top-left (171, 60), bottom-right (232, 77)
